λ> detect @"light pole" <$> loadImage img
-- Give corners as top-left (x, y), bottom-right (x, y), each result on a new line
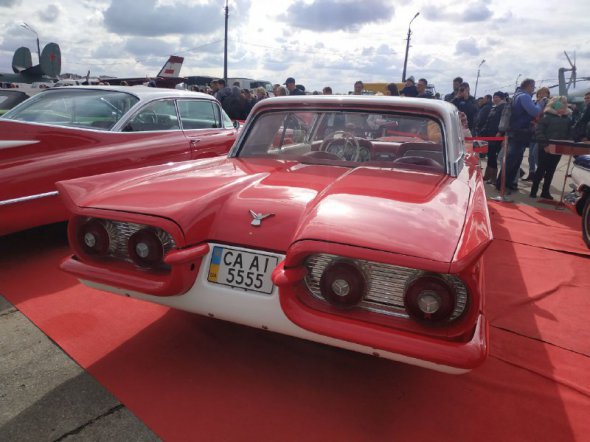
top-left (223, 0), bottom-right (228, 83)
top-left (474, 59), bottom-right (485, 98)
top-left (21, 22), bottom-right (41, 62)
top-left (401, 12), bottom-right (420, 82)
top-left (515, 73), bottom-right (522, 91)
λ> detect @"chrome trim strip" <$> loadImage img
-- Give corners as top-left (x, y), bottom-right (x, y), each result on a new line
top-left (0, 191), bottom-right (59, 206)
top-left (0, 140), bottom-right (41, 150)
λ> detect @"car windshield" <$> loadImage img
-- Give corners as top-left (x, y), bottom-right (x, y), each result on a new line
top-left (237, 110), bottom-right (446, 171)
top-left (2, 89), bottom-right (139, 131)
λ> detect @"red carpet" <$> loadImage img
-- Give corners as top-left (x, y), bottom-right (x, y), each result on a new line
top-left (1, 206), bottom-right (589, 441)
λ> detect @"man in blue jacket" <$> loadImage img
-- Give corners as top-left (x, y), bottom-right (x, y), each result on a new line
top-left (497, 78), bottom-right (541, 192)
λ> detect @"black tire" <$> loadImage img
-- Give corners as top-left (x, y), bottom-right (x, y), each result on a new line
top-left (583, 196), bottom-right (590, 249)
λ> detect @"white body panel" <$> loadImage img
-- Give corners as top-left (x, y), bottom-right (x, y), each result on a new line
top-left (571, 163), bottom-right (590, 189)
top-left (81, 243), bottom-right (467, 374)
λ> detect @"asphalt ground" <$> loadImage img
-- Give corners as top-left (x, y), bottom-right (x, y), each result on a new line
top-left (0, 150), bottom-right (580, 441)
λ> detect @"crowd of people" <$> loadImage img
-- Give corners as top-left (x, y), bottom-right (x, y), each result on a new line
top-left (196, 74), bottom-right (590, 200)
top-left (397, 76), bottom-right (589, 200)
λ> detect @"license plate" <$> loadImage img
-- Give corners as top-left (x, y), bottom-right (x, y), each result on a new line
top-left (207, 246), bottom-right (279, 295)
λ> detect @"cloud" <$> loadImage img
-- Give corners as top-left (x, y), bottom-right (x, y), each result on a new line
top-left (0, 0), bottom-right (21, 6)
top-left (461, 3), bottom-right (493, 21)
top-left (37, 4), bottom-right (60, 22)
top-left (103, 0), bottom-right (244, 37)
top-left (423, 1), bottom-right (493, 23)
top-left (124, 37), bottom-right (178, 57)
top-left (279, 0), bottom-right (395, 32)
top-left (455, 38), bottom-right (481, 56)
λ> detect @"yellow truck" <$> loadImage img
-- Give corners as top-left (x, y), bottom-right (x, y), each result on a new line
top-left (362, 82), bottom-right (405, 95)
top-left (363, 82), bottom-right (437, 97)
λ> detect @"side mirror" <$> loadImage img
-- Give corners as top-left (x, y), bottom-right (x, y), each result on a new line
top-left (233, 120), bottom-right (241, 129)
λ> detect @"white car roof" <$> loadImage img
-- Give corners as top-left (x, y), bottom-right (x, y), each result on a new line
top-left (47, 85), bottom-right (216, 102)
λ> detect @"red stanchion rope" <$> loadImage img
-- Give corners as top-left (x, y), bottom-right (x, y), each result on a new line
top-left (465, 136), bottom-right (505, 153)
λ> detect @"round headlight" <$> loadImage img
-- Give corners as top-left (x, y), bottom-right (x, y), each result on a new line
top-left (128, 229), bottom-right (164, 267)
top-left (79, 219), bottom-right (111, 256)
top-left (319, 260), bottom-right (366, 308)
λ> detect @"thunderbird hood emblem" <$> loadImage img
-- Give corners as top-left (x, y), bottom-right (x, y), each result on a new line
top-left (249, 209), bottom-right (274, 227)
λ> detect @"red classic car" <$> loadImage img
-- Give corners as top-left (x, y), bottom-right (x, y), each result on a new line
top-left (0, 86), bottom-right (238, 235)
top-left (59, 96), bottom-right (492, 373)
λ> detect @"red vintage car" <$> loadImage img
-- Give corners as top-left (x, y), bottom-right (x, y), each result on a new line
top-left (0, 86), bottom-right (238, 235)
top-left (59, 96), bottom-right (492, 373)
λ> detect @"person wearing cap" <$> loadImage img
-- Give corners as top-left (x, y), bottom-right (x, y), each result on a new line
top-left (285, 77), bottom-right (304, 95)
top-left (451, 82), bottom-right (477, 133)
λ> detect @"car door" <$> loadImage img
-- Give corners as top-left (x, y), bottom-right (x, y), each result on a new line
top-left (177, 99), bottom-right (237, 159)
top-left (117, 98), bottom-right (193, 164)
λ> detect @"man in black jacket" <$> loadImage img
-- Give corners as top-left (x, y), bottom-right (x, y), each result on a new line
top-left (480, 92), bottom-right (507, 182)
top-left (451, 82), bottom-right (478, 133)
top-left (285, 77), bottom-right (305, 96)
top-left (573, 91), bottom-right (590, 141)
top-left (444, 76), bottom-right (463, 102)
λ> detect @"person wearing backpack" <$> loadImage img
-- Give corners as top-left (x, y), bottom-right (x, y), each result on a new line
top-left (495, 78), bottom-right (542, 193)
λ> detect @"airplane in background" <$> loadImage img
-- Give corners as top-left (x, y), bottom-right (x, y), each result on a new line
top-left (105, 55), bottom-right (186, 88)
top-left (0, 42), bottom-right (61, 85)
top-left (549, 51), bottom-right (590, 107)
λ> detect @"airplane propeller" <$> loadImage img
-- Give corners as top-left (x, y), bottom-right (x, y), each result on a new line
top-left (564, 50), bottom-right (577, 90)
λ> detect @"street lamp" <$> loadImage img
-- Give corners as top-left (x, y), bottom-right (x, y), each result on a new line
top-left (401, 12), bottom-right (420, 82)
top-left (474, 59), bottom-right (486, 98)
top-left (20, 22), bottom-right (41, 62)
top-left (223, 0), bottom-right (229, 83)
top-left (515, 73), bottom-right (522, 91)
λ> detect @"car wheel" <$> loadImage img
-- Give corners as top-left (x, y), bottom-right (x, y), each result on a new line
top-left (583, 196), bottom-right (590, 248)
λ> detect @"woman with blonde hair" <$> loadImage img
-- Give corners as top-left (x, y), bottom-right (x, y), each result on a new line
top-left (530, 96), bottom-right (572, 200)
top-left (255, 86), bottom-right (268, 102)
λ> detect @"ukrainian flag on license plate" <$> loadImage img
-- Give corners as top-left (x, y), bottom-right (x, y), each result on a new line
top-left (208, 246), bottom-right (223, 282)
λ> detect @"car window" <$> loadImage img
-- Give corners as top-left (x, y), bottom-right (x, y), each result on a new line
top-left (177, 100), bottom-right (220, 129)
top-left (2, 89), bottom-right (139, 130)
top-left (124, 99), bottom-right (181, 132)
top-left (237, 110), bottom-right (445, 171)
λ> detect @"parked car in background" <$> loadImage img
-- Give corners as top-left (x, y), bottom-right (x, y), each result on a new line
top-left (227, 77), bottom-right (274, 95)
top-left (58, 96), bottom-right (492, 373)
top-left (0, 89), bottom-right (29, 115)
top-left (0, 86), bottom-right (239, 235)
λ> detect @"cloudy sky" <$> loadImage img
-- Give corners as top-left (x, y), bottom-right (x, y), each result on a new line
top-left (1, 0), bottom-right (589, 96)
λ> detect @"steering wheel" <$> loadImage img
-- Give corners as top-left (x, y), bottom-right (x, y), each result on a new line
top-left (137, 109), bottom-right (157, 124)
top-left (320, 131), bottom-right (362, 161)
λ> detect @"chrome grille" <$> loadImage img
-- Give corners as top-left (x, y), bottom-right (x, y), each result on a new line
top-left (304, 253), bottom-right (468, 320)
top-left (92, 219), bottom-right (175, 263)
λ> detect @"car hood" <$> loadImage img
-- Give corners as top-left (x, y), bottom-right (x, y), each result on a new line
top-left (58, 157), bottom-right (470, 263)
